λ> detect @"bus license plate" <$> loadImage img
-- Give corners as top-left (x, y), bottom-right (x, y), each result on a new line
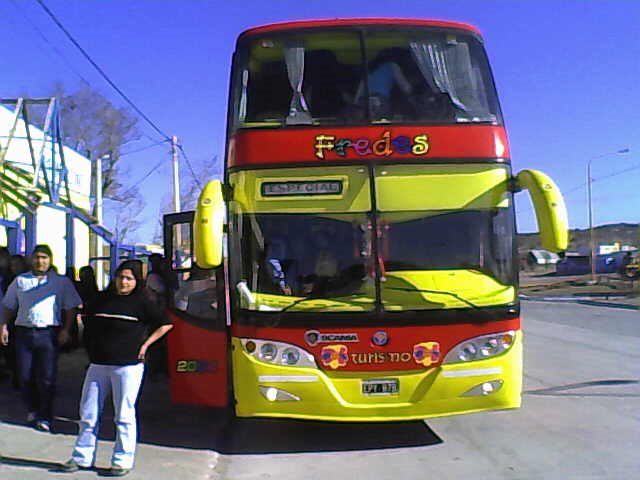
top-left (362, 378), bottom-right (399, 396)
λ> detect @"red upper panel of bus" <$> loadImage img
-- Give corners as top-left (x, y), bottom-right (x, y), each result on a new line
top-left (228, 125), bottom-right (510, 168)
top-left (239, 18), bottom-right (482, 39)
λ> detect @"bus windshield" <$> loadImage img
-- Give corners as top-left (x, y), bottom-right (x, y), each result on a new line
top-left (232, 27), bottom-right (501, 129)
top-left (230, 208), bottom-right (515, 314)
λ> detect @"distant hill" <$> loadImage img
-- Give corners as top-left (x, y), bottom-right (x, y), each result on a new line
top-left (518, 223), bottom-right (639, 252)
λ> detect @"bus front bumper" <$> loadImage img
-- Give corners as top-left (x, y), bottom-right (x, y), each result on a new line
top-left (231, 334), bottom-right (522, 422)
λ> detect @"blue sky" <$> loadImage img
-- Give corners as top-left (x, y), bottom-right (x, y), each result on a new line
top-left (2, 0), bottom-right (638, 243)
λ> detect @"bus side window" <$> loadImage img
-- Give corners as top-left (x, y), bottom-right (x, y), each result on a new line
top-left (174, 266), bottom-right (218, 320)
top-left (304, 49), bottom-right (345, 119)
top-left (246, 60), bottom-right (291, 122)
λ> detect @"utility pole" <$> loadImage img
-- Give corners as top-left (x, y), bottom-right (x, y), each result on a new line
top-left (95, 154), bottom-right (105, 289)
top-left (171, 135), bottom-right (181, 213)
top-left (586, 148), bottom-right (630, 285)
top-left (587, 160), bottom-right (596, 284)
top-left (171, 135), bottom-right (182, 259)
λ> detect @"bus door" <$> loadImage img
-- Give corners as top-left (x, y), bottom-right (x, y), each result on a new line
top-left (163, 212), bottom-right (229, 407)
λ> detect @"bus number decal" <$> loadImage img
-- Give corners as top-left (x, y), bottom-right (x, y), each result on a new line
top-left (175, 359), bottom-right (217, 373)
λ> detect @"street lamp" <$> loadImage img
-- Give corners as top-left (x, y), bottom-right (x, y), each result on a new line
top-left (586, 148), bottom-right (630, 284)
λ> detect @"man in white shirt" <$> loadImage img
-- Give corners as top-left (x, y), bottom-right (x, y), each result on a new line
top-left (0, 244), bottom-right (81, 432)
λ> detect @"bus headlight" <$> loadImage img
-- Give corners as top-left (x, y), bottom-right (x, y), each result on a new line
top-left (281, 348), bottom-right (300, 365)
top-left (260, 343), bottom-right (278, 362)
top-left (459, 343), bottom-right (478, 361)
top-left (242, 339), bottom-right (317, 368)
top-left (443, 331), bottom-right (516, 364)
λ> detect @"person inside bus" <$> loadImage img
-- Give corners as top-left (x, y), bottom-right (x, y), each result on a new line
top-left (173, 265), bottom-right (218, 318)
top-left (264, 237), bottom-right (293, 296)
top-left (302, 228), bottom-right (340, 296)
top-left (353, 48), bottom-right (414, 119)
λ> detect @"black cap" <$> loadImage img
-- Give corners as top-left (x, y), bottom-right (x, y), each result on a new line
top-left (32, 244), bottom-right (53, 259)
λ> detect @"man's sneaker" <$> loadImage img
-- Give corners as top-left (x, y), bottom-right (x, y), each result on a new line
top-left (57, 459), bottom-right (90, 473)
top-left (34, 419), bottom-right (51, 432)
top-left (107, 465), bottom-right (131, 477)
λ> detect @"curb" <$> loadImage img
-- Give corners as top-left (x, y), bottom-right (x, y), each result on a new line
top-left (520, 295), bottom-right (639, 310)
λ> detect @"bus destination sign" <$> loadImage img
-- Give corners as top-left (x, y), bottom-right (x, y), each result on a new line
top-left (261, 180), bottom-right (343, 197)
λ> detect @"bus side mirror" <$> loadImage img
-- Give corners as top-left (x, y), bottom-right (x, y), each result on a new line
top-left (515, 169), bottom-right (568, 253)
top-left (194, 180), bottom-right (225, 268)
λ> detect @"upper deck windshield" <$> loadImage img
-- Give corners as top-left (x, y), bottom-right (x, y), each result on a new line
top-left (231, 27), bottom-right (502, 129)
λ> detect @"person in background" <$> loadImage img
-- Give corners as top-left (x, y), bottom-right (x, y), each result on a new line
top-left (0, 247), bottom-right (10, 293)
top-left (8, 254), bottom-right (28, 281)
top-left (59, 260), bottom-right (172, 476)
top-left (145, 254), bottom-right (168, 309)
top-left (144, 254), bottom-right (171, 379)
top-left (77, 266), bottom-right (100, 309)
top-left (0, 248), bottom-right (12, 382)
top-left (65, 266), bottom-right (77, 282)
top-left (174, 265), bottom-right (218, 318)
top-left (75, 265), bottom-right (100, 349)
top-left (354, 48), bottom-right (413, 119)
top-left (302, 228), bottom-right (340, 296)
top-left (265, 237), bottom-right (293, 295)
top-left (0, 245), bottom-right (81, 432)
top-left (3, 253), bottom-right (28, 389)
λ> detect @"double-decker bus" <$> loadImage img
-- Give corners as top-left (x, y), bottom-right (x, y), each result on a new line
top-left (164, 18), bottom-right (567, 421)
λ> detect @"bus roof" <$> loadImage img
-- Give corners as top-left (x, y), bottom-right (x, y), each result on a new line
top-left (239, 18), bottom-right (482, 39)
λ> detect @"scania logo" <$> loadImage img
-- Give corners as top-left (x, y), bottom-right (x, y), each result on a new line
top-left (304, 330), bottom-right (359, 346)
top-left (304, 330), bottom-right (320, 346)
top-left (372, 331), bottom-right (389, 346)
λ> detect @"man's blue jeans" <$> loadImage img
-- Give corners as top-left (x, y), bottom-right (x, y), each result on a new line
top-left (14, 326), bottom-right (58, 422)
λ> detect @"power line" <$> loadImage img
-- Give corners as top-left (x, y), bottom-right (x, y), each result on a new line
top-left (9, 0), bottom-right (91, 86)
top-left (177, 145), bottom-right (203, 190)
top-left (111, 156), bottom-right (168, 201)
top-left (120, 139), bottom-right (170, 157)
top-left (34, 0), bottom-right (171, 142)
top-left (594, 163), bottom-right (640, 182)
top-left (562, 162), bottom-right (640, 197)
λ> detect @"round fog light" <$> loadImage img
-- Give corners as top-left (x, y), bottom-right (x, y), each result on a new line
top-left (265, 387), bottom-right (278, 401)
top-left (481, 382), bottom-right (495, 395)
top-left (245, 340), bottom-right (256, 353)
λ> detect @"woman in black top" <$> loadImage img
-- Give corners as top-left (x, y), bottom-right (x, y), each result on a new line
top-left (60, 260), bottom-right (172, 477)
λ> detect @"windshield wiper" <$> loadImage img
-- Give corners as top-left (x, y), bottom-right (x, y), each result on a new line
top-left (385, 287), bottom-right (479, 309)
top-left (264, 295), bottom-right (329, 328)
top-left (266, 291), bottom-right (366, 327)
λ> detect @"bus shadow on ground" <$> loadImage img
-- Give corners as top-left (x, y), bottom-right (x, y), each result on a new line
top-left (213, 417), bottom-right (442, 454)
top-left (524, 379), bottom-right (640, 398)
top-left (1, 350), bottom-right (442, 454)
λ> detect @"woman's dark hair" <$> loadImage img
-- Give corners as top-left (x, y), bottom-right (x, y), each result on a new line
top-left (111, 259), bottom-right (145, 294)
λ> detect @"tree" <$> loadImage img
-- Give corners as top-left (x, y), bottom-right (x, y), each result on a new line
top-left (108, 196), bottom-right (146, 245)
top-left (51, 83), bottom-right (146, 242)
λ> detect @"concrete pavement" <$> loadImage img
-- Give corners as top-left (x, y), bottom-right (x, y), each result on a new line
top-left (0, 348), bottom-right (225, 479)
top-left (1, 272), bottom-right (636, 478)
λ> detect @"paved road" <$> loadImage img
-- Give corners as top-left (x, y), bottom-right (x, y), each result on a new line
top-left (1, 300), bottom-right (638, 479)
